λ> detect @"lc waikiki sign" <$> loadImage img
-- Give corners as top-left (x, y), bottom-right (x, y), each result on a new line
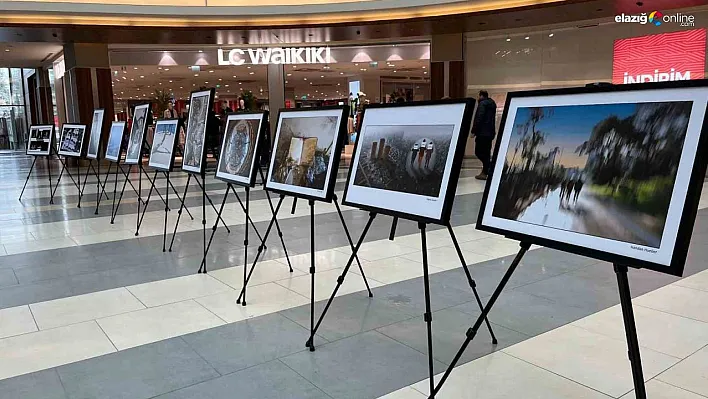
top-left (612, 29), bottom-right (706, 84)
top-left (218, 47), bottom-right (333, 65)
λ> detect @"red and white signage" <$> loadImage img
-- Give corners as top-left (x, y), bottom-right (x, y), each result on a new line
top-left (612, 29), bottom-right (706, 84)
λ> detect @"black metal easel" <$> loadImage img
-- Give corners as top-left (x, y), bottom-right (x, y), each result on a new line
top-left (135, 167), bottom-right (194, 236)
top-left (614, 264), bottom-right (647, 399)
top-left (78, 158), bottom-right (110, 212)
top-left (19, 155), bottom-right (55, 203)
top-left (49, 150), bottom-right (82, 205)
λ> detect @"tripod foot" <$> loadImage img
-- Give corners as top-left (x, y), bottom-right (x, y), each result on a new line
top-left (236, 299), bottom-right (241, 304)
top-left (94, 210), bottom-right (98, 215)
top-left (135, 232), bottom-right (139, 237)
top-left (309, 346), bottom-right (315, 352)
top-left (368, 292), bottom-right (374, 298)
top-left (305, 338), bottom-right (312, 348)
top-left (241, 301), bottom-right (246, 306)
top-left (492, 338), bottom-right (498, 345)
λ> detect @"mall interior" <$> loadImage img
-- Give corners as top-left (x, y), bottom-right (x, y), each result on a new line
top-left (1, 0), bottom-right (708, 398)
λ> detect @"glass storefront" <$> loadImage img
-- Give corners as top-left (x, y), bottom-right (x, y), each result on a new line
top-left (0, 67), bottom-right (30, 150)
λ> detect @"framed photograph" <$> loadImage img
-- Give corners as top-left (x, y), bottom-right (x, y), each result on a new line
top-left (58, 124), bottom-right (87, 158)
top-left (265, 106), bottom-right (347, 202)
top-left (182, 88), bottom-right (215, 174)
top-left (105, 121), bottom-right (126, 162)
top-left (26, 125), bottom-right (54, 156)
top-left (86, 108), bottom-right (105, 159)
top-left (148, 119), bottom-right (180, 171)
top-left (478, 80), bottom-right (708, 276)
top-left (343, 100), bottom-right (474, 224)
top-left (216, 112), bottom-right (268, 187)
top-left (124, 103), bottom-right (152, 165)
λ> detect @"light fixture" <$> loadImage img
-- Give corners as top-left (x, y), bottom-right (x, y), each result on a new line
top-left (218, 78), bottom-right (222, 81)
top-left (293, 65), bottom-right (297, 68)
top-left (303, 77), bottom-right (307, 81)
top-left (548, 33), bottom-right (554, 37)
top-left (169, 80), bottom-right (173, 83)
top-left (179, 86), bottom-right (183, 88)
top-left (225, 84), bottom-right (229, 87)
top-left (158, 67), bottom-right (162, 70)
top-left (164, 68), bottom-right (170, 71)
top-left (506, 38), bottom-right (511, 42)
top-left (422, 66), bottom-right (426, 69)
top-left (247, 66), bottom-right (251, 69)
top-left (133, 67), bottom-right (138, 70)
top-left (199, 50), bottom-right (203, 53)
top-left (232, 75), bottom-right (236, 78)
top-left (285, 80), bottom-right (288, 84)
top-left (205, 81), bottom-right (209, 84)
top-left (393, 70), bottom-right (397, 73)
top-left (130, 78), bottom-right (134, 81)
top-left (340, 72), bottom-right (344, 75)
top-left (249, 72), bottom-right (255, 75)
top-left (424, 71), bottom-right (428, 75)
top-left (239, 82), bottom-right (242, 85)
top-left (524, 36), bottom-right (530, 40)
top-left (209, 70), bottom-right (214, 73)
top-left (4, 49), bottom-right (9, 52)
top-left (287, 73), bottom-right (292, 76)
top-left (140, 75), bottom-right (144, 78)
top-left (194, 74), bottom-right (199, 77)
top-left (320, 75), bottom-right (324, 78)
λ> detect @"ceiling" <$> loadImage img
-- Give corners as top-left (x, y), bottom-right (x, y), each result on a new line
top-left (1, 0), bottom-right (705, 45)
top-left (111, 59), bottom-right (429, 102)
top-left (0, 42), bottom-right (62, 67)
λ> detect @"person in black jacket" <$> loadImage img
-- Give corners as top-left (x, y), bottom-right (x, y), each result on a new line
top-left (471, 90), bottom-right (497, 180)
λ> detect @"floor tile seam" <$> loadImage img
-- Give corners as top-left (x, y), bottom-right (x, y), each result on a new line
top-left (25, 303), bottom-right (40, 333)
top-left (673, 281), bottom-right (708, 293)
top-left (175, 335), bottom-right (225, 379)
top-left (26, 302), bottom-right (155, 335)
top-left (633, 303), bottom-right (708, 326)
top-left (275, 358), bottom-right (337, 399)
top-left (652, 375), bottom-right (708, 398)
top-left (93, 319), bottom-right (120, 353)
top-left (567, 315), bottom-right (687, 360)
top-left (53, 366), bottom-right (72, 399)
top-left (495, 351), bottom-right (617, 398)
top-left (191, 296), bottom-right (230, 325)
top-left (654, 342), bottom-right (708, 382)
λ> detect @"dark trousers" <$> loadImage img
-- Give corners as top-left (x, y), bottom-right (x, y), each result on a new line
top-left (475, 135), bottom-right (494, 175)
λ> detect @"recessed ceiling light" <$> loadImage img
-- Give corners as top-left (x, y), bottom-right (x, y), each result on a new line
top-left (303, 77), bottom-right (307, 80)
top-left (199, 50), bottom-right (203, 53)
top-left (340, 72), bottom-right (344, 75)
top-left (247, 66), bottom-right (251, 69)
top-left (179, 86), bottom-right (183, 88)
top-left (287, 73), bottom-right (292, 76)
top-left (4, 49), bottom-right (9, 52)
top-left (205, 81), bottom-right (209, 84)
top-left (524, 36), bottom-right (530, 40)
top-left (293, 65), bottom-right (297, 68)
top-left (133, 67), bottom-right (138, 70)
top-left (239, 82), bottom-right (242, 85)
top-left (249, 72), bottom-right (255, 75)
top-left (422, 66), bottom-right (426, 69)
top-left (130, 78), bottom-right (134, 81)
top-left (393, 70), bottom-right (397, 73)
top-left (169, 80), bottom-right (173, 83)
top-left (506, 38), bottom-right (511, 42)
top-left (225, 84), bottom-right (229, 87)
top-left (158, 67), bottom-right (162, 70)
top-left (164, 68), bottom-right (170, 71)
top-left (285, 80), bottom-right (288, 84)
top-left (140, 75), bottom-right (144, 78)
top-left (209, 70), bottom-right (214, 73)
top-left (424, 71), bottom-right (428, 74)
top-left (218, 78), bottom-right (222, 81)
top-left (320, 75), bottom-right (324, 78)
top-left (194, 74), bottom-right (199, 77)
top-left (548, 33), bottom-right (554, 37)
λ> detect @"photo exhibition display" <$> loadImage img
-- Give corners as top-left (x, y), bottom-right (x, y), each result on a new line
top-left (86, 109), bottom-right (105, 159)
top-left (105, 121), bottom-right (126, 162)
top-left (58, 124), bottom-right (87, 157)
top-left (343, 100), bottom-right (474, 222)
top-left (216, 112), bottom-right (267, 186)
top-left (149, 119), bottom-right (179, 171)
top-left (124, 103), bottom-right (151, 165)
top-left (266, 107), bottom-right (347, 201)
top-left (26, 125), bottom-right (54, 156)
top-left (182, 89), bottom-right (214, 174)
top-left (478, 82), bottom-right (708, 275)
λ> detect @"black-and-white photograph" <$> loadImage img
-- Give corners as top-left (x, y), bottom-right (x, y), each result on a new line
top-left (27, 125), bottom-right (53, 156)
top-left (182, 89), bottom-right (212, 174)
top-left (86, 109), bottom-right (105, 159)
top-left (58, 124), bottom-right (87, 157)
top-left (352, 125), bottom-right (454, 197)
top-left (216, 113), bottom-right (264, 186)
top-left (125, 104), bottom-right (150, 164)
top-left (149, 119), bottom-right (179, 170)
top-left (105, 122), bottom-right (126, 162)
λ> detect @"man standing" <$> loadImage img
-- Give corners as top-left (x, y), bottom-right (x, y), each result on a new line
top-left (471, 90), bottom-right (497, 180)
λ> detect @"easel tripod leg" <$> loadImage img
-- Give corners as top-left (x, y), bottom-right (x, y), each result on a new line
top-left (236, 195), bottom-right (286, 303)
top-left (195, 177), bottom-right (230, 233)
top-left (111, 165), bottom-right (133, 224)
top-left (19, 157), bottom-right (37, 201)
top-left (136, 171), bottom-right (159, 236)
top-left (241, 187), bottom-right (250, 305)
top-left (447, 224), bottom-right (497, 344)
top-left (47, 156), bottom-right (54, 204)
top-left (430, 242), bottom-right (530, 397)
top-left (201, 173), bottom-right (207, 273)
top-left (308, 199), bottom-right (316, 352)
top-left (169, 174), bottom-right (192, 251)
top-left (228, 184), bottom-right (265, 248)
top-left (163, 172), bottom-right (170, 252)
top-left (614, 264), bottom-right (647, 399)
top-left (419, 222), bottom-right (436, 397)
top-left (306, 212), bottom-right (377, 349)
top-left (333, 194), bottom-right (372, 297)
top-left (198, 185), bottom-right (230, 274)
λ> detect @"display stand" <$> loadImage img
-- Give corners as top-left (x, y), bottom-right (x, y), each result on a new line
top-left (110, 164), bottom-right (134, 224)
top-left (19, 155), bottom-right (55, 203)
top-left (428, 242), bottom-right (529, 397)
top-left (49, 151), bottom-right (83, 205)
top-left (162, 171), bottom-right (171, 252)
top-left (78, 158), bottom-right (110, 213)
top-left (134, 166), bottom-right (194, 236)
top-left (614, 264), bottom-right (647, 399)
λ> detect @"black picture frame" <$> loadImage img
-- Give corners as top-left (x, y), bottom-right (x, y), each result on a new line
top-left (57, 123), bottom-right (88, 158)
top-left (476, 79), bottom-right (708, 277)
top-left (26, 124), bottom-right (55, 157)
top-left (265, 105), bottom-right (348, 203)
top-left (148, 118), bottom-right (181, 172)
top-left (215, 111), bottom-right (269, 188)
top-left (342, 98), bottom-right (475, 225)
top-left (86, 108), bottom-right (105, 160)
top-left (124, 102), bottom-right (153, 165)
top-left (182, 88), bottom-right (216, 175)
top-left (105, 121), bottom-right (126, 163)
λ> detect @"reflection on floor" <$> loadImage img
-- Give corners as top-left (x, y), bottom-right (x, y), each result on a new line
top-left (0, 152), bottom-right (706, 399)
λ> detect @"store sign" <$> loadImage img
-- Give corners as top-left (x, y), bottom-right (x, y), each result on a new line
top-left (612, 29), bottom-right (706, 84)
top-left (218, 47), bottom-right (333, 66)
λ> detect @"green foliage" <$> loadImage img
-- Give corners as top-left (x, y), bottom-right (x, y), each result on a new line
top-left (241, 90), bottom-right (256, 111)
top-left (590, 176), bottom-right (675, 217)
